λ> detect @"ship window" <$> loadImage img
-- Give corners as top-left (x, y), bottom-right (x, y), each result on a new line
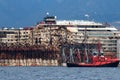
top-left (100, 52), bottom-right (104, 56)
top-left (107, 30), bottom-right (111, 31)
top-left (93, 51), bottom-right (98, 55)
top-left (93, 52), bottom-right (97, 56)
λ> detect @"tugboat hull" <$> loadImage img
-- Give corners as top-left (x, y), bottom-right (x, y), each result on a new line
top-left (67, 61), bottom-right (119, 67)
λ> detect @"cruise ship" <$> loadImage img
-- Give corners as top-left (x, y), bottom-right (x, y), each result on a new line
top-left (0, 15), bottom-right (120, 66)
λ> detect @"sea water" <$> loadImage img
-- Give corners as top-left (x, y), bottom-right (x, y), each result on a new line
top-left (0, 67), bottom-right (120, 80)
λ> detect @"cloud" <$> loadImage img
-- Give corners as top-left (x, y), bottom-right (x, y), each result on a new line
top-left (111, 21), bottom-right (120, 28)
top-left (113, 21), bottom-right (120, 24)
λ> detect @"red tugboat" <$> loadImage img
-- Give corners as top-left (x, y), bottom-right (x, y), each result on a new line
top-left (66, 42), bottom-right (119, 67)
top-left (67, 54), bottom-right (119, 67)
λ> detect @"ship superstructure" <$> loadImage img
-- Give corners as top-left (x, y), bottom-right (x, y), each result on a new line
top-left (55, 20), bottom-right (120, 58)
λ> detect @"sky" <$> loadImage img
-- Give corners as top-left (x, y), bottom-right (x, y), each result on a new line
top-left (0, 0), bottom-right (120, 28)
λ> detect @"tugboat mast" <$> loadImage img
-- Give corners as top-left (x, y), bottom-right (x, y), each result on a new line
top-left (84, 26), bottom-right (89, 63)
